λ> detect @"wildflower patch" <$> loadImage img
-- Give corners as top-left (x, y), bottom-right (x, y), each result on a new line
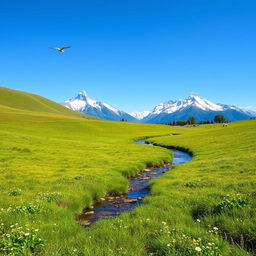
top-left (0, 223), bottom-right (44, 255)
top-left (2, 203), bottom-right (45, 215)
top-left (146, 222), bottom-right (222, 256)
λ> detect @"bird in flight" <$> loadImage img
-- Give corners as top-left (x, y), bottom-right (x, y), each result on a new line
top-left (51, 46), bottom-right (71, 53)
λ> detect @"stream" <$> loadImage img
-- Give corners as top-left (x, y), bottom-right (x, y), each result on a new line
top-left (77, 140), bottom-right (192, 227)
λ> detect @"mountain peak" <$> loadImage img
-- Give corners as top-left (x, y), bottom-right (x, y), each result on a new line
top-left (145, 93), bottom-right (225, 116)
top-left (78, 90), bottom-right (89, 97)
top-left (62, 91), bottom-right (137, 121)
top-left (188, 93), bottom-right (200, 99)
top-left (76, 91), bottom-right (91, 100)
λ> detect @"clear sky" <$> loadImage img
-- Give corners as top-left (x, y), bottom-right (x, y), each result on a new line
top-left (1, 0), bottom-right (255, 112)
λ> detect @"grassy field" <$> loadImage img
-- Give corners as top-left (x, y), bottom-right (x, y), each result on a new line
top-left (147, 121), bottom-right (256, 256)
top-left (0, 88), bottom-right (255, 255)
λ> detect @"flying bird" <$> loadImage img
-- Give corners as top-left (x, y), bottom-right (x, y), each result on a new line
top-left (51, 46), bottom-right (71, 53)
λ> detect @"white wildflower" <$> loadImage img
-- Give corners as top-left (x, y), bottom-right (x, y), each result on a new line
top-left (195, 247), bottom-right (202, 252)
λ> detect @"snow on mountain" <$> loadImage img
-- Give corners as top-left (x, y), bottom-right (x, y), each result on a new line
top-left (62, 91), bottom-right (253, 123)
top-left (217, 103), bottom-right (243, 111)
top-left (63, 91), bottom-right (119, 113)
top-left (132, 93), bottom-right (226, 119)
top-left (135, 93), bottom-right (252, 123)
top-left (129, 110), bottom-right (151, 120)
top-left (151, 93), bottom-right (224, 114)
top-left (62, 91), bottom-right (137, 122)
top-left (241, 106), bottom-right (256, 117)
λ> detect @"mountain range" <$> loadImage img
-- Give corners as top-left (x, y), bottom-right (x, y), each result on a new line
top-left (62, 91), bottom-right (256, 123)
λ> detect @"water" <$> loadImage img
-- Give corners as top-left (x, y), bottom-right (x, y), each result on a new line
top-left (77, 140), bottom-right (192, 227)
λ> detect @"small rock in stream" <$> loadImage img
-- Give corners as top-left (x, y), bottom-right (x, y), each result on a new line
top-left (85, 211), bottom-right (94, 215)
top-left (140, 176), bottom-right (151, 180)
top-left (124, 199), bottom-right (138, 203)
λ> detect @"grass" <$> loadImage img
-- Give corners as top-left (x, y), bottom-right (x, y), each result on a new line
top-left (147, 120), bottom-right (256, 255)
top-left (0, 87), bottom-right (255, 255)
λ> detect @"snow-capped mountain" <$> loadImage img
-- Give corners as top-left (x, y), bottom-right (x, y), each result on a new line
top-left (151, 93), bottom-right (224, 114)
top-left (129, 110), bottom-right (151, 120)
top-left (62, 91), bottom-right (137, 121)
top-left (137, 93), bottom-right (252, 123)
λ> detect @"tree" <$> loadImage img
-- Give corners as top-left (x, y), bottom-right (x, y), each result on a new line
top-left (214, 115), bottom-right (226, 123)
top-left (176, 120), bottom-right (188, 126)
top-left (188, 116), bottom-right (196, 124)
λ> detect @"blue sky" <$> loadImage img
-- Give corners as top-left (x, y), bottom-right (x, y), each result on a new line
top-left (1, 0), bottom-right (256, 112)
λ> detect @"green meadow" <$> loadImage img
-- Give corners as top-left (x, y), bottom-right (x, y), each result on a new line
top-left (0, 87), bottom-right (255, 255)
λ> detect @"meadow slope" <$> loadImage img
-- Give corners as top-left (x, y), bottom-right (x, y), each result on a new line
top-left (0, 87), bottom-right (97, 121)
top-left (0, 88), bottom-right (255, 256)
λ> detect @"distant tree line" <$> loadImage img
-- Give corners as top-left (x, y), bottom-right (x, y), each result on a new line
top-left (168, 114), bottom-right (227, 126)
top-left (120, 114), bottom-right (228, 125)
top-left (199, 120), bottom-right (214, 124)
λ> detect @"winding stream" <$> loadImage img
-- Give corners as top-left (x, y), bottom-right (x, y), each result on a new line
top-left (77, 140), bottom-right (192, 227)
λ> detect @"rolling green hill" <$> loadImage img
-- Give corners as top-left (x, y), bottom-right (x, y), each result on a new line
top-left (0, 87), bottom-right (255, 256)
top-left (0, 87), bottom-right (97, 121)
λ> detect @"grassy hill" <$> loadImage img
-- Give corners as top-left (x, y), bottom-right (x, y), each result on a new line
top-left (0, 87), bottom-right (97, 121)
top-left (0, 87), bottom-right (255, 256)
